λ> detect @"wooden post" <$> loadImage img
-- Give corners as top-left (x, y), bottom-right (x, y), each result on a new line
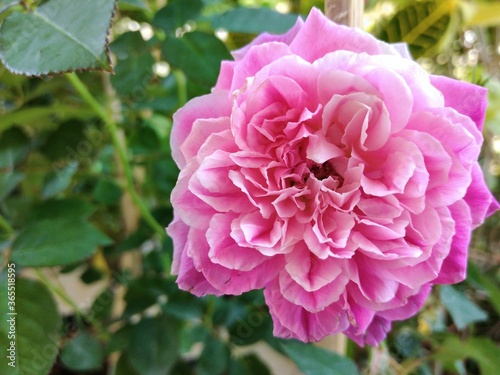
top-left (318, 0), bottom-right (365, 356)
top-left (325, 0), bottom-right (364, 28)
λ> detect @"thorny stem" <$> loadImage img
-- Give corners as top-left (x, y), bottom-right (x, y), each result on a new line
top-left (65, 72), bottom-right (166, 240)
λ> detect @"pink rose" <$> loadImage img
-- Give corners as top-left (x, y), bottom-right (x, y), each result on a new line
top-left (167, 8), bottom-right (499, 346)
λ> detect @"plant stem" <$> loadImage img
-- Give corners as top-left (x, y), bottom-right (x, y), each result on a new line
top-left (65, 72), bottom-right (166, 239)
top-left (0, 214), bottom-right (14, 238)
top-left (35, 268), bottom-right (107, 334)
top-left (35, 268), bottom-right (84, 313)
top-left (172, 69), bottom-right (187, 108)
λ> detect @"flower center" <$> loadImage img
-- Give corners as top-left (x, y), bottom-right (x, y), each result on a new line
top-left (310, 161), bottom-right (334, 180)
top-left (307, 161), bottom-right (345, 189)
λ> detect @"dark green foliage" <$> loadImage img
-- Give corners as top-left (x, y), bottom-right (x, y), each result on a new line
top-left (152, 0), bottom-right (204, 34)
top-left (212, 6), bottom-right (300, 34)
top-left (0, 277), bottom-right (61, 375)
top-left (60, 331), bottom-right (104, 371)
top-left (162, 31), bottom-right (232, 88)
top-left (280, 339), bottom-right (360, 375)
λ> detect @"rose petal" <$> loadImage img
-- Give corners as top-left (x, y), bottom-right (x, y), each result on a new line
top-left (171, 91), bottom-right (231, 168)
top-left (265, 278), bottom-right (349, 342)
top-left (430, 75), bottom-right (488, 131)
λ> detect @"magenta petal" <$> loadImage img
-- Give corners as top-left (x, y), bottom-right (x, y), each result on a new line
top-left (230, 211), bottom-right (283, 255)
top-left (170, 169), bottom-right (216, 229)
top-left (188, 228), bottom-right (284, 295)
top-left (166, 215), bottom-right (188, 275)
top-left (433, 200), bottom-right (471, 284)
top-left (346, 295), bottom-right (375, 335)
top-left (430, 75), bottom-right (488, 131)
top-left (180, 117), bottom-right (231, 164)
top-left (230, 42), bottom-right (292, 93)
top-left (345, 316), bottom-right (391, 347)
top-left (284, 242), bottom-right (345, 291)
top-left (265, 278), bottom-right (349, 342)
top-left (176, 249), bottom-right (222, 297)
top-left (279, 270), bottom-right (347, 313)
top-left (215, 60), bottom-right (236, 90)
top-left (290, 8), bottom-right (382, 62)
top-left (171, 91), bottom-right (231, 169)
top-left (207, 213), bottom-right (270, 271)
top-left (378, 284), bottom-right (432, 321)
top-left (167, 217), bottom-right (220, 296)
top-left (464, 163), bottom-right (500, 228)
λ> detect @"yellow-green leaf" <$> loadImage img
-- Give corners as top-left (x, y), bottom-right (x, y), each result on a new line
top-left (376, 0), bottom-right (459, 58)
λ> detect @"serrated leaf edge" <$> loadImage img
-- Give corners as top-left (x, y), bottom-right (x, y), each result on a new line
top-left (0, 0), bottom-right (118, 76)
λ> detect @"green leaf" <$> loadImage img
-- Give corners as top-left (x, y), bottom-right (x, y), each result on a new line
top-left (0, 0), bottom-right (16, 7)
top-left (152, 0), bottom-right (203, 34)
top-left (114, 353), bottom-right (141, 375)
top-left (28, 198), bottom-right (96, 221)
top-left (119, 0), bottom-right (149, 11)
top-left (123, 274), bottom-right (170, 318)
top-left (212, 7), bottom-right (300, 34)
top-left (376, 0), bottom-right (458, 58)
top-left (0, 106), bottom-right (95, 133)
top-left (106, 324), bottom-right (133, 355)
top-left (130, 123), bottom-right (161, 154)
top-left (0, 276), bottom-right (62, 375)
top-left (60, 331), bottom-right (104, 371)
top-left (435, 336), bottom-right (500, 375)
top-left (90, 288), bottom-right (114, 321)
top-left (228, 306), bottom-right (273, 346)
top-left (0, 0), bottom-right (116, 75)
top-left (41, 161), bottom-right (78, 199)
top-left (463, 2), bottom-right (500, 27)
top-left (127, 315), bottom-right (181, 375)
top-left (40, 120), bottom-right (96, 162)
top-left (467, 262), bottom-right (500, 318)
top-left (11, 216), bottom-right (111, 267)
top-left (439, 285), bottom-right (488, 329)
top-left (229, 354), bottom-right (272, 375)
top-left (162, 31), bottom-right (231, 87)
top-left (162, 291), bottom-right (205, 321)
top-left (80, 265), bottom-right (105, 284)
top-left (0, 127), bottom-right (30, 169)
top-left (198, 335), bottom-right (230, 375)
top-left (110, 32), bottom-right (155, 97)
top-left (280, 339), bottom-right (360, 375)
top-left (0, 172), bottom-right (24, 201)
top-left (394, 329), bottom-right (422, 358)
top-left (93, 178), bottom-right (123, 205)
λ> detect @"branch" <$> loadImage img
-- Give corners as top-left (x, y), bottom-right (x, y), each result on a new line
top-left (65, 72), bottom-right (167, 240)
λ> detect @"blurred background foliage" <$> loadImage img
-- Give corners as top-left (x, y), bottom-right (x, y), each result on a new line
top-left (0, 0), bottom-right (499, 374)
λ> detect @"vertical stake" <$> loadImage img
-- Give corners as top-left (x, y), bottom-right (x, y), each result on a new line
top-left (325, 0), bottom-right (364, 28)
